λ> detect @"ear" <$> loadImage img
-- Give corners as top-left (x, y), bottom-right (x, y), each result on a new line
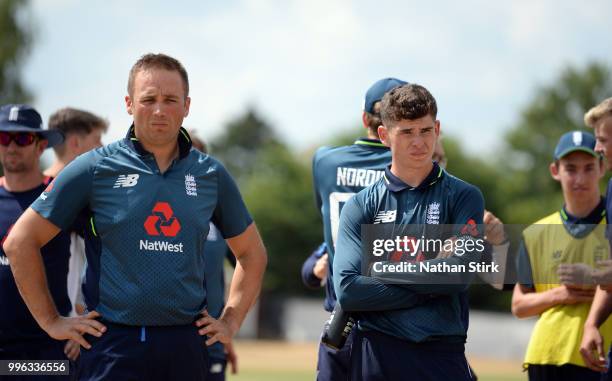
top-left (69, 135), bottom-right (80, 152)
top-left (434, 120), bottom-right (441, 137)
top-left (549, 162), bottom-right (561, 181)
top-left (361, 112), bottom-right (368, 129)
top-left (37, 139), bottom-right (48, 155)
top-left (125, 95), bottom-right (133, 115)
top-left (378, 125), bottom-right (390, 146)
top-left (184, 96), bottom-right (191, 117)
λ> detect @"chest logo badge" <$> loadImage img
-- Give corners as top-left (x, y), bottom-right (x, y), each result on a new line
top-left (113, 174), bottom-right (139, 188)
top-left (185, 174), bottom-right (197, 197)
top-left (373, 210), bottom-right (397, 224)
top-left (426, 202), bottom-right (441, 224)
top-left (144, 202), bottom-right (181, 237)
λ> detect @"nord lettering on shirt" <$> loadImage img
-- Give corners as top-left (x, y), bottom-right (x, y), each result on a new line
top-left (0, 256), bottom-right (9, 266)
top-left (336, 167), bottom-right (384, 187)
top-left (139, 239), bottom-right (184, 253)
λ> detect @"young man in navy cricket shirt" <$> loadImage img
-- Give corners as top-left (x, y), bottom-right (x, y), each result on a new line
top-left (334, 83), bottom-right (485, 381)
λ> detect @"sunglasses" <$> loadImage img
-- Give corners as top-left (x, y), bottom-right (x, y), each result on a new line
top-left (0, 132), bottom-right (39, 147)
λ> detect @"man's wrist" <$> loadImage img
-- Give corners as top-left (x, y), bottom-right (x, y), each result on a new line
top-left (593, 270), bottom-right (606, 285)
top-left (39, 312), bottom-right (60, 332)
top-left (489, 236), bottom-right (509, 246)
top-left (220, 309), bottom-right (241, 337)
top-left (550, 287), bottom-right (566, 305)
top-left (585, 319), bottom-right (600, 329)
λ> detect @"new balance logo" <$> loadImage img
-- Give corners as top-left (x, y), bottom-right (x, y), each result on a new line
top-left (373, 210), bottom-right (397, 224)
top-left (113, 174), bottom-right (139, 188)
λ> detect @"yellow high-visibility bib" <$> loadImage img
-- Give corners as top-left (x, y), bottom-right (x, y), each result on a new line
top-left (523, 211), bottom-right (612, 367)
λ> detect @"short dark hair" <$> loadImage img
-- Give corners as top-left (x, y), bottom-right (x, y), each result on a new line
top-left (363, 102), bottom-right (382, 135)
top-left (128, 53), bottom-right (189, 98)
top-left (380, 84), bottom-right (437, 127)
top-left (48, 107), bottom-right (107, 156)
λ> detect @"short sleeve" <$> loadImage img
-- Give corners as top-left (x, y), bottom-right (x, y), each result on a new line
top-left (211, 163), bottom-right (253, 239)
top-left (451, 184), bottom-right (485, 233)
top-left (516, 239), bottom-right (534, 289)
top-left (31, 152), bottom-right (95, 230)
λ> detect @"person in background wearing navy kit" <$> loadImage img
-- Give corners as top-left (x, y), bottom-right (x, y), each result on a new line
top-left (43, 108), bottom-right (109, 367)
top-left (311, 78), bottom-right (410, 380)
top-left (3, 54), bottom-right (267, 381)
top-left (0, 104), bottom-right (69, 380)
top-left (203, 223), bottom-right (238, 381)
top-left (333, 84), bottom-right (485, 381)
top-left (301, 243), bottom-right (328, 290)
top-left (191, 132), bottom-right (239, 381)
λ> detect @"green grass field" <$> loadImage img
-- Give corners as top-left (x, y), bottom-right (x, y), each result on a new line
top-left (226, 341), bottom-right (526, 381)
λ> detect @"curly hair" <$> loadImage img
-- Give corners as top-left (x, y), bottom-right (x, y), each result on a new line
top-left (380, 84), bottom-right (437, 127)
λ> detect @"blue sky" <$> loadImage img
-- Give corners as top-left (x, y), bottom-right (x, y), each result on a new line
top-left (23, 0), bottom-right (612, 158)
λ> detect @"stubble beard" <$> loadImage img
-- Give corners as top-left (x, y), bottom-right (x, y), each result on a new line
top-left (1, 154), bottom-right (33, 173)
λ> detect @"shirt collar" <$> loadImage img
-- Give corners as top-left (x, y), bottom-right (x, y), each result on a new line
top-left (354, 138), bottom-right (388, 149)
top-left (124, 124), bottom-right (192, 160)
top-left (560, 198), bottom-right (606, 225)
top-left (560, 198), bottom-right (606, 238)
top-left (383, 162), bottom-right (444, 193)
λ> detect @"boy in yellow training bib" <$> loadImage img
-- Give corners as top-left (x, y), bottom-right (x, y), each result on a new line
top-left (512, 130), bottom-right (612, 381)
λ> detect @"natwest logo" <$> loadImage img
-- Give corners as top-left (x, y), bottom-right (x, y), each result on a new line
top-left (144, 202), bottom-right (181, 237)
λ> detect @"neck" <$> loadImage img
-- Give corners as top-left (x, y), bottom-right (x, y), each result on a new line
top-left (390, 159), bottom-right (433, 188)
top-left (43, 159), bottom-right (70, 178)
top-left (564, 193), bottom-right (601, 218)
top-left (141, 140), bottom-right (179, 173)
top-left (3, 170), bottom-right (44, 192)
top-left (366, 129), bottom-right (379, 140)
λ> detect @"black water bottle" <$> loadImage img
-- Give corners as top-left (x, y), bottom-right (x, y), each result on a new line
top-left (321, 303), bottom-right (355, 350)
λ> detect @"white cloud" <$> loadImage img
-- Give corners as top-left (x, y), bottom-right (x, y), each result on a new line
top-left (23, 0), bottom-right (612, 155)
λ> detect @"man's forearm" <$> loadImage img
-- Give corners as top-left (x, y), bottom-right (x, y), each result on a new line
top-left (512, 287), bottom-right (563, 318)
top-left (301, 254), bottom-right (321, 289)
top-left (586, 287), bottom-right (612, 328)
top-left (221, 246), bottom-right (267, 333)
top-left (336, 274), bottom-right (429, 312)
top-left (5, 238), bottom-right (60, 331)
top-left (380, 249), bottom-right (482, 294)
